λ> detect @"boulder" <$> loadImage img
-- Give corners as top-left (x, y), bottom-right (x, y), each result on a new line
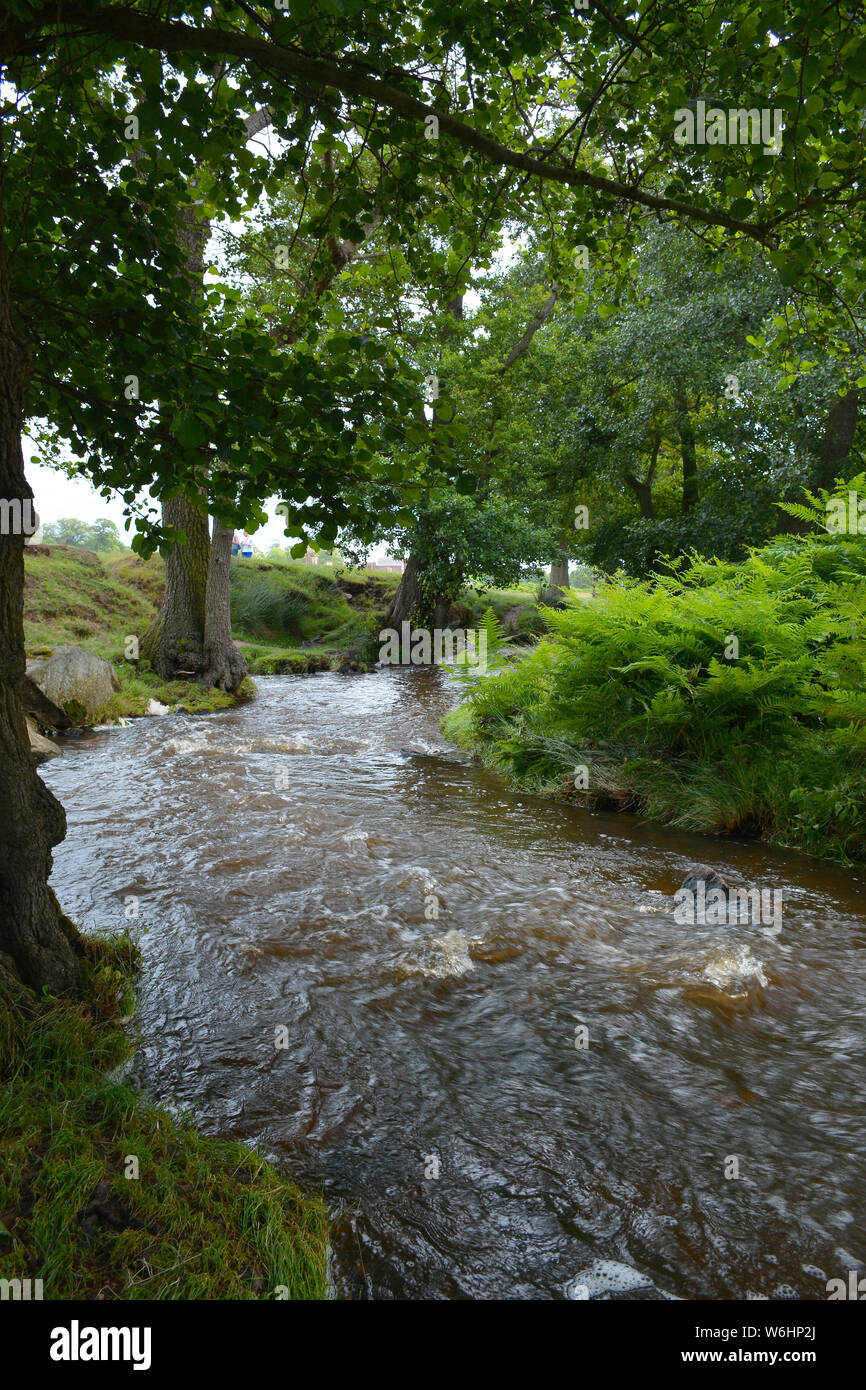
top-left (678, 864), bottom-right (730, 896)
top-left (22, 673), bottom-right (71, 729)
top-left (26, 716), bottom-right (61, 763)
top-left (26, 645), bottom-right (120, 724)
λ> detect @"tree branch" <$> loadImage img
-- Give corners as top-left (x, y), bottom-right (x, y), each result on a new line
top-left (38, 6), bottom-right (773, 244)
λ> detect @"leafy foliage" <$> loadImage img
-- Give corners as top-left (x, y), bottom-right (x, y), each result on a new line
top-left (450, 526), bottom-right (866, 862)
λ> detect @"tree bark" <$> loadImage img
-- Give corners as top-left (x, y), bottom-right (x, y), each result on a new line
top-left (548, 558), bottom-right (570, 589)
top-left (139, 494), bottom-right (210, 679)
top-left (624, 433), bottom-right (660, 519)
top-left (675, 393), bottom-right (699, 513)
top-left (0, 151), bottom-right (80, 993)
top-left (816, 387), bottom-right (858, 490)
top-left (139, 188), bottom-right (246, 690)
top-left (201, 516), bottom-right (248, 692)
top-left (542, 531), bottom-right (571, 604)
top-left (388, 553), bottom-right (421, 627)
top-left (776, 388), bottom-right (860, 534)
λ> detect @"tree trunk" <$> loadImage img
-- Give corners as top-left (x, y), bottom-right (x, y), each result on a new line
top-left (624, 434), bottom-right (660, 519)
top-left (816, 387), bottom-right (858, 490)
top-left (543, 538), bottom-right (571, 604)
top-left (548, 558), bottom-right (570, 589)
top-left (140, 190), bottom-right (244, 691)
top-left (776, 388), bottom-right (860, 534)
top-left (432, 597), bottom-right (452, 630)
top-left (625, 475), bottom-right (654, 518)
top-left (0, 166), bottom-right (80, 993)
top-left (388, 553), bottom-right (421, 626)
top-left (675, 394), bottom-right (699, 513)
top-left (140, 494), bottom-right (210, 679)
top-left (201, 517), bottom-right (248, 692)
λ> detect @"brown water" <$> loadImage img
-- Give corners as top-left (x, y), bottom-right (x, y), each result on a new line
top-left (43, 670), bottom-right (866, 1299)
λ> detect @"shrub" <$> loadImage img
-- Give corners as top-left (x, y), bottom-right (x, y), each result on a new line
top-left (449, 520), bottom-right (866, 863)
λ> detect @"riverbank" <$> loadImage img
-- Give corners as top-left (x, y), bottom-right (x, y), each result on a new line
top-left (445, 531), bottom-right (866, 866)
top-left (24, 544), bottom-right (545, 716)
top-left (0, 925), bottom-right (328, 1300)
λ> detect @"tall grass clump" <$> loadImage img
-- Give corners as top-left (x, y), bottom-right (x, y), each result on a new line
top-left (0, 926), bottom-right (328, 1300)
top-left (230, 571), bottom-right (311, 639)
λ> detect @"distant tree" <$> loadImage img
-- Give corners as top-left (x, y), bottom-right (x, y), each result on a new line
top-left (42, 517), bottom-right (124, 552)
top-left (41, 518), bottom-right (91, 548)
top-left (87, 518), bottom-right (125, 552)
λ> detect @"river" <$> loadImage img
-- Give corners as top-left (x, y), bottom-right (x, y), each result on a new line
top-left (42, 670), bottom-right (866, 1299)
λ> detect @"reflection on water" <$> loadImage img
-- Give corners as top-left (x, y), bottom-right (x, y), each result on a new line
top-left (43, 670), bottom-right (866, 1299)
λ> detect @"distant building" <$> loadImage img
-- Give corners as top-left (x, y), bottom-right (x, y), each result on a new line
top-left (367, 561), bottom-right (405, 575)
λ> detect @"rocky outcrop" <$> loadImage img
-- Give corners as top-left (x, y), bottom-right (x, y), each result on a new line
top-left (26, 645), bottom-right (120, 725)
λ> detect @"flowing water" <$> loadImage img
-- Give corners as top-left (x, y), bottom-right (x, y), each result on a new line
top-left (43, 671), bottom-right (866, 1299)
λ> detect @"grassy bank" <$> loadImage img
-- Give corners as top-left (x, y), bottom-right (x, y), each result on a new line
top-left (24, 546), bottom-right (248, 719)
top-left (0, 930), bottom-right (328, 1300)
top-left (445, 529), bottom-right (866, 865)
top-left (25, 544), bottom-right (546, 703)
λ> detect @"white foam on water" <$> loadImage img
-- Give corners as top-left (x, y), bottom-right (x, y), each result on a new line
top-left (397, 929), bottom-right (478, 979)
top-left (163, 737), bottom-right (206, 756)
top-left (565, 1259), bottom-right (659, 1300)
top-left (702, 943), bottom-right (768, 991)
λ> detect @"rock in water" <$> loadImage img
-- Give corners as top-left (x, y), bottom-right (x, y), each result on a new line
top-left (26, 645), bottom-right (120, 724)
top-left (678, 864), bottom-right (730, 896)
top-left (25, 716), bottom-right (61, 763)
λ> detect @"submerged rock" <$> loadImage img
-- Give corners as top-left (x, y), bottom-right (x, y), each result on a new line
top-left (26, 645), bottom-right (119, 724)
top-left (678, 864), bottom-right (730, 896)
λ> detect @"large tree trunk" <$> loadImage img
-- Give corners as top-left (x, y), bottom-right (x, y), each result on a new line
top-left (388, 553), bottom-right (421, 626)
top-left (776, 388), bottom-right (860, 535)
top-left (432, 596), bottom-right (452, 630)
top-left (543, 536), bottom-right (571, 604)
top-left (388, 295), bottom-right (464, 633)
top-left (140, 190), bottom-right (244, 692)
top-left (624, 434), bottom-right (660, 519)
top-left (816, 387), bottom-right (858, 490)
top-left (201, 517), bottom-right (248, 692)
top-left (675, 393), bottom-right (699, 513)
top-left (140, 494), bottom-right (210, 679)
top-left (0, 171), bottom-right (80, 993)
top-left (548, 558), bottom-right (570, 589)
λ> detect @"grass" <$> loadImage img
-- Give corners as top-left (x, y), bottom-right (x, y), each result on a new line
top-left (229, 557), bottom-right (400, 666)
top-left (0, 928), bottom-right (328, 1301)
top-left (24, 543), bottom-right (549, 698)
top-left (24, 548), bottom-right (164, 659)
top-left (22, 546), bottom-right (245, 719)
